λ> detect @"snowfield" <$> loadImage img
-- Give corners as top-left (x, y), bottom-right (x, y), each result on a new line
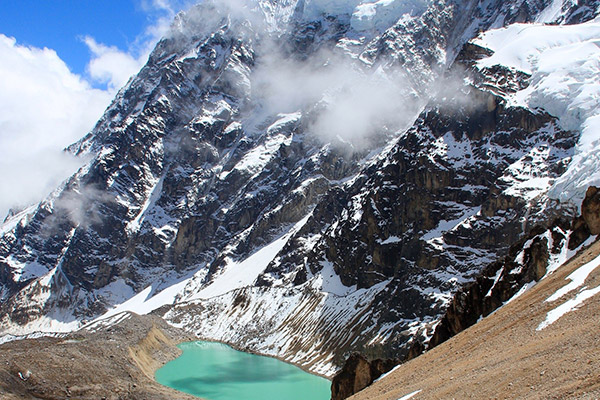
top-left (474, 16), bottom-right (600, 207)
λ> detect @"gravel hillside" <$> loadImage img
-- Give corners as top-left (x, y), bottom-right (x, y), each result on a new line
top-left (350, 239), bottom-right (600, 399)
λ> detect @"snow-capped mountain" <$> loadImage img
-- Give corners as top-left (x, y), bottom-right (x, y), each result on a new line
top-left (1, 0), bottom-right (599, 377)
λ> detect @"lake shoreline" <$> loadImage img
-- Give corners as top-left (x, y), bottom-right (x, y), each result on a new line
top-left (156, 339), bottom-right (331, 400)
top-left (0, 312), bottom-right (199, 400)
top-left (178, 336), bottom-right (334, 380)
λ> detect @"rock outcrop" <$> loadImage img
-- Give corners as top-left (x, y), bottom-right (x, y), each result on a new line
top-left (425, 186), bottom-right (598, 351)
top-left (331, 353), bottom-right (397, 400)
top-left (334, 186), bottom-right (598, 398)
top-left (582, 186), bottom-right (600, 235)
top-left (569, 186), bottom-right (600, 249)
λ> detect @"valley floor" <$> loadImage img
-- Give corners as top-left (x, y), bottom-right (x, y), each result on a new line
top-left (350, 240), bottom-right (600, 399)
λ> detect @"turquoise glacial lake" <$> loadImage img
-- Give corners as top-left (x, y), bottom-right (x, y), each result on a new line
top-left (155, 341), bottom-right (331, 400)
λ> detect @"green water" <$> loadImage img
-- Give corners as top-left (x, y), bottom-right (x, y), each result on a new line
top-left (155, 341), bottom-right (331, 400)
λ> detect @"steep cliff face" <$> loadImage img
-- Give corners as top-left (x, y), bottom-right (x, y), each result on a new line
top-left (0, 0), bottom-right (598, 378)
top-left (331, 194), bottom-right (598, 400)
top-left (345, 185), bottom-right (600, 399)
top-left (331, 353), bottom-right (397, 400)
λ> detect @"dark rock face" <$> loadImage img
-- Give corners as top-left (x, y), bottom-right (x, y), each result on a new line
top-left (569, 216), bottom-right (592, 251)
top-left (338, 188), bottom-right (597, 396)
top-left (333, 211), bottom-right (571, 398)
top-left (262, 63), bottom-right (577, 363)
top-left (424, 189), bottom-right (597, 352)
top-left (561, 0), bottom-right (600, 24)
top-left (338, 189), bottom-right (595, 397)
top-left (582, 186), bottom-right (600, 235)
top-left (331, 353), bottom-right (397, 400)
top-left (569, 186), bottom-right (600, 249)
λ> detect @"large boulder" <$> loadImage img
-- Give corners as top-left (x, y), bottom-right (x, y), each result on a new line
top-left (569, 186), bottom-right (600, 249)
top-left (582, 186), bottom-right (600, 235)
top-left (331, 353), bottom-right (397, 400)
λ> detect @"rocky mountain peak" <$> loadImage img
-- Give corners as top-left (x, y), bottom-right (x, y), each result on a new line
top-left (1, 0), bottom-right (599, 381)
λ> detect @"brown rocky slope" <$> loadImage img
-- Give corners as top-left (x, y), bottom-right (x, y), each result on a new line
top-left (349, 238), bottom-right (600, 399)
top-left (0, 313), bottom-right (198, 400)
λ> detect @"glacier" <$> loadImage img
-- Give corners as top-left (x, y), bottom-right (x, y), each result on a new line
top-left (474, 16), bottom-right (600, 207)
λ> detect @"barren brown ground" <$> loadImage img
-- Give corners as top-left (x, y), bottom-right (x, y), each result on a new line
top-left (0, 313), bottom-right (199, 400)
top-left (351, 240), bottom-right (600, 400)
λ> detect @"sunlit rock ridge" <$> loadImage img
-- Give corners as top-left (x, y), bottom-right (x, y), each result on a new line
top-left (1, 0), bottom-right (598, 376)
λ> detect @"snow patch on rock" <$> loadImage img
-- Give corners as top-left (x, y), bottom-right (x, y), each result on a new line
top-left (474, 18), bottom-right (600, 206)
top-left (185, 213), bottom-right (312, 301)
top-left (302, 0), bottom-right (430, 31)
top-left (351, 0), bottom-right (431, 31)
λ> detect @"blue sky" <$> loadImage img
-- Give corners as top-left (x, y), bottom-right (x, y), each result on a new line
top-left (0, 1), bottom-right (191, 219)
top-left (1, 1), bottom-right (150, 78)
top-left (0, 0), bottom-right (190, 87)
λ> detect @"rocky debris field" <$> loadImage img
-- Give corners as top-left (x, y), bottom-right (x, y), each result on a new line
top-left (0, 313), bottom-right (198, 400)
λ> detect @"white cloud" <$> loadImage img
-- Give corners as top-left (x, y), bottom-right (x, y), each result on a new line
top-left (83, 36), bottom-right (144, 91)
top-left (83, 0), bottom-right (191, 91)
top-left (141, 0), bottom-right (193, 14)
top-left (139, 0), bottom-right (196, 42)
top-left (0, 1), bottom-right (193, 221)
top-left (251, 48), bottom-right (423, 149)
top-left (0, 34), bottom-right (113, 220)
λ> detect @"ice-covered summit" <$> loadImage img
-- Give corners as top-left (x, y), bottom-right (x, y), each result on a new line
top-left (302, 0), bottom-right (431, 30)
